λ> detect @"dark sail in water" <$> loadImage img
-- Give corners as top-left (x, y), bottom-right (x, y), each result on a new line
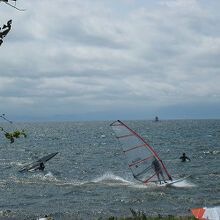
top-left (19, 152), bottom-right (58, 172)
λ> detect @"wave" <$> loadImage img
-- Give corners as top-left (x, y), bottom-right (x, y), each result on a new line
top-left (169, 179), bottom-right (196, 188)
top-left (91, 172), bottom-right (198, 188)
top-left (89, 172), bottom-right (155, 189)
top-left (92, 172), bottom-right (131, 183)
top-left (0, 161), bottom-right (26, 170)
top-left (32, 171), bottom-right (58, 181)
top-left (204, 150), bottom-right (220, 155)
top-left (53, 172), bottom-right (197, 189)
top-left (5, 171), bottom-right (197, 189)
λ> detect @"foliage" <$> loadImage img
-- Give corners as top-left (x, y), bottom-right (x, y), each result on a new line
top-left (0, 19), bottom-right (12, 46)
top-left (4, 129), bottom-right (27, 143)
top-left (0, 0), bottom-right (25, 11)
top-left (0, 114), bottom-right (27, 143)
top-left (94, 209), bottom-right (197, 220)
top-left (96, 215), bottom-right (196, 220)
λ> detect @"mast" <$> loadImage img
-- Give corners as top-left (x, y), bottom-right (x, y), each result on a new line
top-left (111, 120), bottom-right (172, 183)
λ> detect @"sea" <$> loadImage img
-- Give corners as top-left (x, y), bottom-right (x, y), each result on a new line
top-left (0, 119), bottom-right (219, 220)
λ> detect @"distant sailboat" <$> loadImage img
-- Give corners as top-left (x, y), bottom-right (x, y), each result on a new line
top-left (154, 116), bottom-right (159, 122)
top-left (110, 120), bottom-right (173, 184)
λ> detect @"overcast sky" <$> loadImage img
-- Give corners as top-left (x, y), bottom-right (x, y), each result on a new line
top-left (0, 0), bottom-right (220, 121)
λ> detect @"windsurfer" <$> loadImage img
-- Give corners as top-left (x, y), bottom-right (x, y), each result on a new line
top-left (38, 162), bottom-right (45, 171)
top-left (179, 153), bottom-right (191, 162)
top-left (151, 158), bottom-right (167, 184)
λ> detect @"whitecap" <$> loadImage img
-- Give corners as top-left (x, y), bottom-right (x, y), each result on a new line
top-left (169, 179), bottom-right (197, 188)
top-left (90, 172), bottom-right (155, 189)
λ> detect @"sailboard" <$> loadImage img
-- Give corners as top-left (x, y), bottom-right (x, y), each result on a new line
top-left (159, 175), bottom-right (190, 186)
top-left (191, 206), bottom-right (220, 220)
top-left (110, 120), bottom-right (172, 184)
top-left (19, 152), bottom-right (58, 172)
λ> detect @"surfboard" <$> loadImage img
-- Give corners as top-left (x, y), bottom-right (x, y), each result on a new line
top-left (160, 175), bottom-right (190, 186)
top-left (19, 152), bottom-right (58, 172)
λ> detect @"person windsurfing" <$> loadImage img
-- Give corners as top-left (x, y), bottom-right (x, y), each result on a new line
top-left (38, 162), bottom-right (45, 171)
top-left (151, 158), bottom-right (167, 184)
top-left (179, 153), bottom-right (191, 162)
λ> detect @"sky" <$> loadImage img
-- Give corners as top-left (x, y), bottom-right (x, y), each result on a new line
top-left (0, 0), bottom-right (220, 121)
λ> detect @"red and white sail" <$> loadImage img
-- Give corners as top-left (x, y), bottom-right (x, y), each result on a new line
top-left (191, 206), bottom-right (220, 220)
top-left (110, 120), bottom-right (172, 183)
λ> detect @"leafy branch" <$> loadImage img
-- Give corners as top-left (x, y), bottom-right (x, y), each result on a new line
top-left (0, 19), bottom-right (12, 46)
top-left (0, 0), bottom-right (25, 11)
top-left (0, 114), bottom-right (27, 143)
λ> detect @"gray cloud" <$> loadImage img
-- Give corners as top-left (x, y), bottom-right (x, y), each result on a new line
top-left (1, 0), bottom-right (220, 120)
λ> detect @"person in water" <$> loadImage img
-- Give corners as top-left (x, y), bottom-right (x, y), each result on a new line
top-left (38, 162), bottom-right (45, 171)
top-left (151, 158), bottom-right (167, 184)
top-left (179, 153), bottom-right (191, 162)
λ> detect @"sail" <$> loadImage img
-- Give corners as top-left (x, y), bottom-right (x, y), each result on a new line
top-left (110, 120), bottom-right (172, 183)
top-left (19, 152), bottom-right (58, 172)
top-left (191, 207), bottom-right (220, 220)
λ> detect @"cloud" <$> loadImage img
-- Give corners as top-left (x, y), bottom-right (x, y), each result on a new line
top-left (0, 0), bottom-right (220, 120)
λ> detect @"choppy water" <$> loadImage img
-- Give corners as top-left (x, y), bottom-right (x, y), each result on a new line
top-left (0, 119), bottom-right (219, 219)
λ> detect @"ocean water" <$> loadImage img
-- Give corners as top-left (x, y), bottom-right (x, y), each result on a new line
top-left (0, 119), bottom-right (219, 220)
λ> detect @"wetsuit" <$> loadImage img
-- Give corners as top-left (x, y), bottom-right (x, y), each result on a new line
top-left (179, 153), bottom-right (191, 162)
top-left (151, 159), bottom-right (167, 184)
top-left (38, 162), bottom-right (45, 171)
